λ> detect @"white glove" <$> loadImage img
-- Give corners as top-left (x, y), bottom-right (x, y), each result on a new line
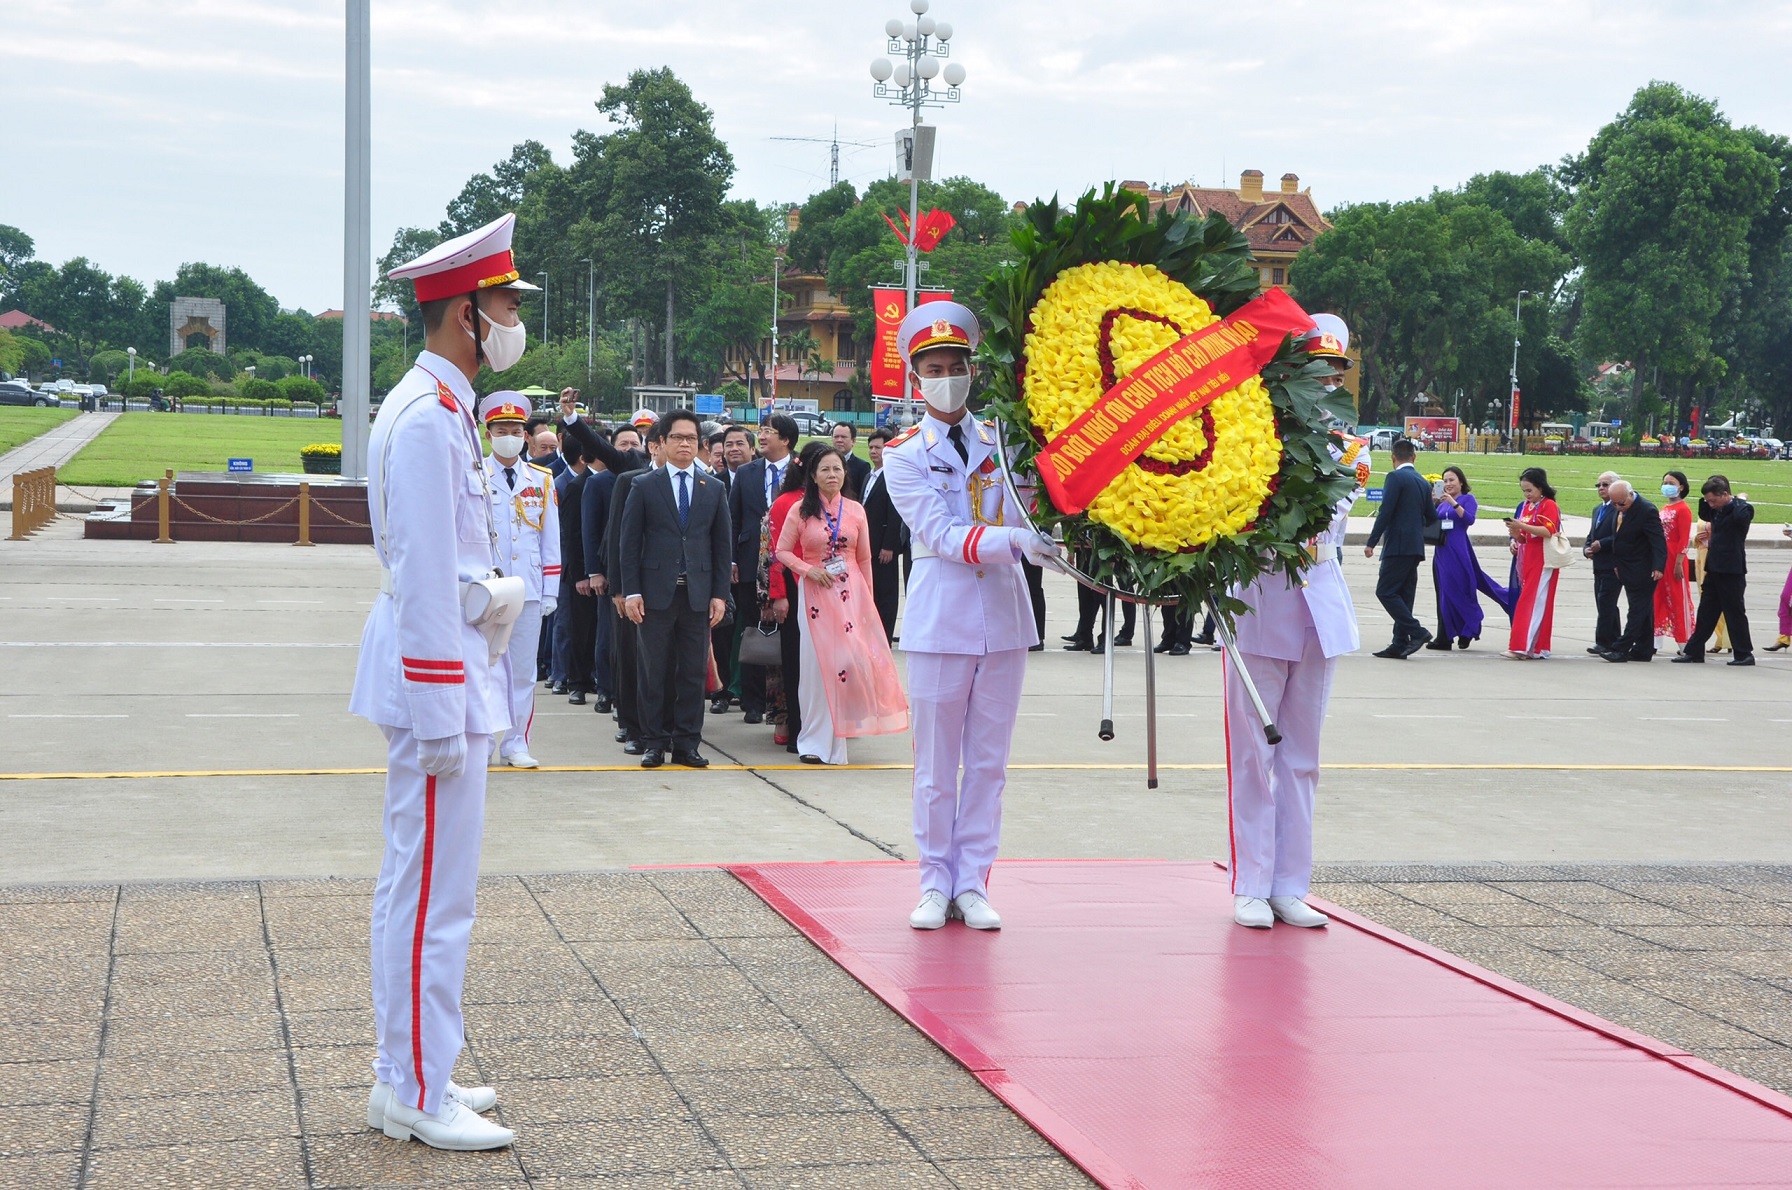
top-left (1019, 530), bottom-right (1071, 574)
top-left (541, 596), bottom-right (557, 616)
top-left (416, 733), bottom-right (467, 779)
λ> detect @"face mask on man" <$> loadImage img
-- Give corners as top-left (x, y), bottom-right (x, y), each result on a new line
top-left (469, 306), bottom-right (527, 372)
top-left (917, 373), bottom-right (972, 412)
top-left (489, 432), bottom-right (526, 460)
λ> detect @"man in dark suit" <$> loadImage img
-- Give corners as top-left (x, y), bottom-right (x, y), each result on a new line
top-left (862, 427), bottom-right (909, 642)
top-left (596, 425), bottom-right (658, 754)
top-left (579, 455), bottom-right (616, 713)
top-left (832, 422), bottom-right (873, 499)
top-left (1674, 475), bottom-right (1757, 665)
top-left (1364, 438), bottom-right (1439, 658)
top-left (1597, 480), bottom-right (1666, 662)
top-left (553, 441), bottom-right (595, 703)
top-left (726, 413), bottom-right (797, 724)
top-left (1581, 472), bottom-right (1622, 654)
top-left (619, 410), bottom-right (733, 767)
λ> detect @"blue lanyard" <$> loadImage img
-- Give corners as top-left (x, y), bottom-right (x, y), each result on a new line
top-left (822, 499), bottom-right (843, 555)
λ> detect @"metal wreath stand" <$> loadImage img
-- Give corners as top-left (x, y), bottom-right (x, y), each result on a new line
top-left (988, 419), bottom-right (1282, 790)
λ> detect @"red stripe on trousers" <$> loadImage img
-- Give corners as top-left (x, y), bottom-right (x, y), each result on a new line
top-left (1222, 653), bottom-right (1237, 895)
top-left (410, 774), bottom-right (437, 1110)
top-left (404, 672), bottom-right (465, 685)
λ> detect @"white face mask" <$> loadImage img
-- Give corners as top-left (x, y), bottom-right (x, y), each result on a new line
top-left (469, 307), bottom-right (527, 372)
top-left (917, 373), bottom-right (972, 413)
top-left (489, 431), bottom-right (526, 459)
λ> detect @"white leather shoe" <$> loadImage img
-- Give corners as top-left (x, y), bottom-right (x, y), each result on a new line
top-left (952, 892), bottom-right (1002, 930)
top-left (382, 1097), bottom-right (514, 1151)
top-left (368, 1080), bottom-right (498, 1128)
top-left (1268, 896), bottom-right (1329, 928)
top-left (1233, 896), bottom-right (1274, 929)
top-left (908, 890), bottom-right (949, 930)
top-left (501, 749), bottom-right (539, 769)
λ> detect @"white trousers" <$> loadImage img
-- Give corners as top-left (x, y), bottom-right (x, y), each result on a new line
top-left (499, 600), bottom-right (542, 758)
top-left (909, 649), bottom-right (1027, 899)
top-left (371, 725), bottom-right (490, 1116)
top-left (795, 621), bottom-right (849, 765)
top-left (1223, 632), bottom-right (1335, 899)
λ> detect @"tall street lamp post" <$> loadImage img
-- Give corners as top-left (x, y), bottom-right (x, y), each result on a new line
top-left (869, 0), bottom-right (964, 312)
top-left (1508, 288), bottom-right (1529, 441)
top-left (126, 346), bottom-right (136, 383)
top-left (582, 258), bottom-right (594, 389)
top-left (539, 272), bottom-right (550, 346)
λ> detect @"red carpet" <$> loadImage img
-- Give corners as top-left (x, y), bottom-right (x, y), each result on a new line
top-left (732, 860), bottom-right (1792, 1189)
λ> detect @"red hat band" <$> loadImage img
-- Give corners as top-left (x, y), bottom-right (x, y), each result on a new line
top-left (413, 250), bottom-right (522, 304)
top-left (905, 317), bottom-right (972, 359)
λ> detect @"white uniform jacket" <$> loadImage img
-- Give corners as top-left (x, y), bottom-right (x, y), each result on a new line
top-left (884, 413), bottom-right (1035, 655)
top-left (1231, 445), bottom-right (1372, 662)
top-left (484, 454), bottom-right (560, 601)
top-left (349, 353), bottom-right (511, 741)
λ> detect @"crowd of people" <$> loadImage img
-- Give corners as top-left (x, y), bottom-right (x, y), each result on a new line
top-left (1364, 443), bottom-right (1778, 666)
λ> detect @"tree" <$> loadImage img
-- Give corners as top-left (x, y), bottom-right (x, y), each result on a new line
top-left (18, 257), bottom-right (115, 363)
top-left (166, 347), bottom-right (236, 381)
top-left (0, 224), bottom-right (35, 306)
top-left (1563, 82), bottom-right (1778, 430)
top-left (0, 328), bottom-right (23, 376)
top-left (576, 68), bottom-right (734, 385)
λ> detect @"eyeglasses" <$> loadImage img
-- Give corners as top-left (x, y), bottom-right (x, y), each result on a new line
top-left (665, 433), bottom-right (701, 444)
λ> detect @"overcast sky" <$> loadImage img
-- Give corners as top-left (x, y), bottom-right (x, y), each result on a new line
top-left (10, 0), bottom-right (1791, 313)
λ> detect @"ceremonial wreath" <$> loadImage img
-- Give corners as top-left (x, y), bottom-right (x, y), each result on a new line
top-left (979, 186), bottom-right (1357, 614)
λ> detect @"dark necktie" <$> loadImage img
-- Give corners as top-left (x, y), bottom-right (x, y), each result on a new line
top-left (947, 423), bottom-right (968, 464)
top-left (677, 470), bottom-right (690, 530)
top-left (503, 465), bottom-right (515, 490)
top-left (767, 462), bottom-right (781, 504)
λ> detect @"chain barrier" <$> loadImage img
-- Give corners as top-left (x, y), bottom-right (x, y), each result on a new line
top-left (169, 495), bottom-right (301, 525)
top-left (309, 499), bottom-right (372, 528)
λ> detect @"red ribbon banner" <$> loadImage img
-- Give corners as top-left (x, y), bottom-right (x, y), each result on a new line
top-left (1034, 288), bottom-right (1315, 515)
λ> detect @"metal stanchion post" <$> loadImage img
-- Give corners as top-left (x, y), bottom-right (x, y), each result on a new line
top-left (1099, 589), bottom-right (1117, 741)
top-left (1143, 601), bottom-right (1158, 789)
top-left (296, 482), bottom-right (314, 547)
top-left (155, 469), bottom-right (174, 544)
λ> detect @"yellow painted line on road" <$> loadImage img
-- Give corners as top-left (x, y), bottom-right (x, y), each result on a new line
top-left (2, 762), bottom-right (1791, 782)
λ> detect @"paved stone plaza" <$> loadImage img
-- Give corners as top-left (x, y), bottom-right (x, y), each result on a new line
top-left (3, 518), bottom-right (1791, 1186)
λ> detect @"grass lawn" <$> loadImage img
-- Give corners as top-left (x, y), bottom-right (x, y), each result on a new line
top-left (1366, 450), bottom-right (1792, 522)
top-left (0, 407), bottom-right (79, 455)
top-left (58, 413), bottom-right (340, 487)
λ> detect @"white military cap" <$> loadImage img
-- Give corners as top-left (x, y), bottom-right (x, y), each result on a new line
top-left (388, 213), bottom-right (541, 303)
top-left (896, 300), bottom-right (980, 371)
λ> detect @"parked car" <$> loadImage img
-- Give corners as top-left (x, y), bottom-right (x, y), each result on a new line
top-left (0, 381), bottom-right (55, 407)
top-left (786, 409), bottom-right (834, 435)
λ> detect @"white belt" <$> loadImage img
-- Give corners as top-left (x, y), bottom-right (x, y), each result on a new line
top-left (911, 540), bottom-right (937, 561)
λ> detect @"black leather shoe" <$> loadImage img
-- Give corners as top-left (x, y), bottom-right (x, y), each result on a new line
top-left (1423, 640), bottom-right (1452, 651)
top-left (743, 711), bottom-right (764, 725)
top-left (622, 740), bottom-right (645, 755)
top-left (671, 749), bottom-right (709, 767)
top-left (1191, 635), bottom-right (1216, 646)
top-left (1397, 639), bottom-right (1428, 659)
top-left (1166, 644), bottom-right (1191, 656)
top-left (567, 691), bottom-right (586, 705)
top-left (1373, 646), bottom-right (1406, 659)
top-left (799, 754), bottom-right (823, 764)
top-left (785, 741), bottom-right (798, 754)
top-left (640, 749), bottom-right (665, 768)
top-left (1727, 656), bottom-right (1755, 666)
top-left (709, 697), bottom-right (730, 714)
top-left (594, 697), bottom-right (613, 714)
top-left (1062, 639), bottom-right (1093, 652)
top-left (548, 681), bottom-right (567, 695)
top-left (1603, 651), bottom-right (1629, 662)
top-left (1060, 633), bottom-right (1081, 642)
top-left (1153, 641), bottom-right (1172, 653)
top-left (1113, 634), bottom-right (1133, 647)
top-left (1670, 653), bottom-right (1703, 663)
top-left (1457, 637), bottom-right (1472, 649)
top-left (614, 728), bottom-right (629, 743)
top-left (1028, 643), bottom-right (1044, 652)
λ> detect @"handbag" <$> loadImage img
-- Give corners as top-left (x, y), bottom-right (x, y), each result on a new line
top-left (1423, 520), bottom-right (1443, 546)
top-left (738, 622), bottom-right (782, 668)
top-left (1542, 531), bottom-right (1577, 570)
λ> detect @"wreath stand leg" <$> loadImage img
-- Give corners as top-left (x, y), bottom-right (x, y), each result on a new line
top-left (1099, 590), bottom-right (1117, 742)
top-left (1143, 602), bottom-right (1159, 789)
top-left (1207, 598), bottom-right (1282, 746)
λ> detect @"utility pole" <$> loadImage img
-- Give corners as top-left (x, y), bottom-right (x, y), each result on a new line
top-left (582, 258), bottom-right (594, 389)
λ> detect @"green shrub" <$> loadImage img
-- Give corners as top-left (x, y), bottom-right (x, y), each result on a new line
top-left (277, 375), bottom-right (326, 405)
top-left (120, 377), bottom-right (162, 399)
top-left (240, 377), bottom-right (281, 403)
top-left (164, 371), bottom-right (212, 399)
top-left (88, 350), bottom-right (132, 383)
top-left (166, 347), bottom-right (235, 381)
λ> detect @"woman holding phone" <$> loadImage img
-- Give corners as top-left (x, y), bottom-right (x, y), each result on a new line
top-left (1426, 466), bottom-right (1511, 649)
top-left (1504, 467), bottom-right (1562, 659)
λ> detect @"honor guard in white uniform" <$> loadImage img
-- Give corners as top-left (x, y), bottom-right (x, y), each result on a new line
top-left (883, 302), bottom-right (1065, 932)
top-left (348, 213), bottom-right (538, 1152)
top-left (479, 392), bottom-right (560, 768)
top-left (1224, 313), bottom-right (1369, 930)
